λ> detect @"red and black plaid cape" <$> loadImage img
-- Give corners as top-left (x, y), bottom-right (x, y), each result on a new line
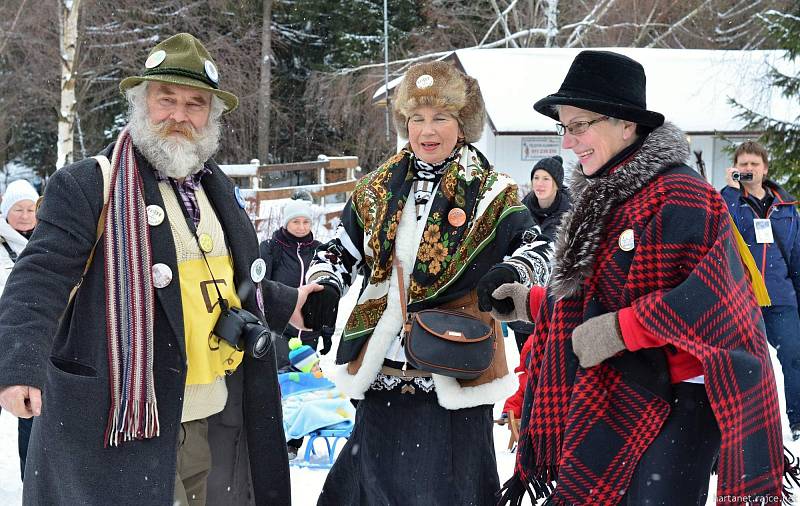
top-left (500, 123), bottom-right (795, 505)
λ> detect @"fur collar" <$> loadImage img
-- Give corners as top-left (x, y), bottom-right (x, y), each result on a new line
top-left (549, 122), bottom-right (689, 300)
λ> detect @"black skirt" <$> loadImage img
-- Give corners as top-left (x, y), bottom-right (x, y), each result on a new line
top-left (317, 376), bottom-right (500, 505)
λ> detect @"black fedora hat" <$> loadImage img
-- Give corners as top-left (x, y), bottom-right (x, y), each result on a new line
top-left (534, 50), bottom-right (664, 128)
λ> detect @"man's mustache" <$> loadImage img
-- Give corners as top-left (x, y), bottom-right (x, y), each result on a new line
top-left (155, 120), bottom-right (197, 142)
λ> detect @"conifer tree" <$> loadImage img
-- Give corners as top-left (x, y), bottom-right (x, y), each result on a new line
top-left (732, 8), bottom-right (800, 195)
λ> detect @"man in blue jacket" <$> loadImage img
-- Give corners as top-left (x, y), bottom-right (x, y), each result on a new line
top-left (721, 140), bottom-right (800, 441)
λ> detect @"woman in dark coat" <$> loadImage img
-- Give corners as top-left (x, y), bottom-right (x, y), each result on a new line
top-left (520, 155), bottom-right (572, 241)
top-left (260, 196), bottom-right (328, 458)
top-left (508, 156), bottom-right (573, 350)
top-left (260, 197), bottom-right (328, 365)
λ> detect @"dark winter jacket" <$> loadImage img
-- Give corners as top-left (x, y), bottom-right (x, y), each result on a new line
top-left (259, 227), bottom-right (321, 342)
top-left (0, 145), bottom-right (295, 506)
top-left (260, 227), bottom-right (325, 367)
top-left (721, 181), bottom-right (800, 309)
top-left (521, 187), bottom-right (572, 240)
top-left (510, 189), bottom-right (573, 339)
top-left (508, 123), bottom-right (785, 505)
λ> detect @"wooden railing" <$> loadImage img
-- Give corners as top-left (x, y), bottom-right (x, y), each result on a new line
top-left (235, 155), bottom-right (360, 229)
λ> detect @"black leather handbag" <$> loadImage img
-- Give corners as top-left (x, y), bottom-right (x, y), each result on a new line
top-left (395, 257), bottom-right (496, 380)
top-left (404, 308), bottom-right (495, 379)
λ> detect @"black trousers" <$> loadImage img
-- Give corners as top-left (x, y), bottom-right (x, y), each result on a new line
top-left (623, 381), bottom-right (720, 505)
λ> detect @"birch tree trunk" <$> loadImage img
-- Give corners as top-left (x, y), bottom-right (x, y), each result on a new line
top-left (544, 0), bottom-right (558, 47)
top-left (257, 0), bottom-right (272, 165)
top-left (56, 0), bottom-right (81, 170)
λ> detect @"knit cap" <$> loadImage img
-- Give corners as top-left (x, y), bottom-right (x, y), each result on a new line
top-left (288, 337), bottom-right (319, 373)
top-left (1, 179), bottom-right (39, 217)
top-left (530, 156), bottom-right (564, 189)
top-left (283, 198), bottom-right (313, 227)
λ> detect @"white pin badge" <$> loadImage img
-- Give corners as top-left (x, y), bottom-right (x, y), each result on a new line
top-left (146, 205), bottom-right (165, 226)
top-left (250, 258), bottom-right (266, 283)
top-left (145, 50), bottom-right (167, 69)
top-left (234, 186), bottom-right (246, 209)
top-left (618, 229), bottom-right (635, 251)
top-left (152, 263), bottom-right (173, 288)
top-left (204, 60), bottom-right (219, 84)
top-left (256, 284), bottom-right (265, 314)
top-left (415, 74), bottom-right (434, 89)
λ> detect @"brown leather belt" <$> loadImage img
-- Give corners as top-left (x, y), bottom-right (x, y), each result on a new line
top-left (380, 365), bottom-right (432, 378)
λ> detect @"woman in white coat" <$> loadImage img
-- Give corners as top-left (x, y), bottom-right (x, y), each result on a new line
top-left (0, 178), bottom-right (39, 481)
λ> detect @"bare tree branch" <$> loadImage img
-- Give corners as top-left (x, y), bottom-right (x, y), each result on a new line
top-left (565, 0), bottom-right (619, 47)
top-left (478, 0), bottom-right (521, 46)
top-left (0, 0), bottom-right (29, 56)
top-left (488, 0), bottom-right (520, 48)
top-left (646, 0), bottom-right (715, 48)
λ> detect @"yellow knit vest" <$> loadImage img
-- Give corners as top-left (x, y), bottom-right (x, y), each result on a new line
top-left (158, 182), bottom-right (244, 422)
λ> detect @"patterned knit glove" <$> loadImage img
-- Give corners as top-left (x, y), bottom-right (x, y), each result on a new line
top-left (571, 312), bottom-right (626, 368)
top-left (489, 283), bottom-right (532, 323)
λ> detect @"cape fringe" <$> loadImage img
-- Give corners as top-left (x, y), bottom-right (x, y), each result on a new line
top-left (496, 469), bottom-right (557, 506)
top-left (783, 446), bottom-right (800, 505)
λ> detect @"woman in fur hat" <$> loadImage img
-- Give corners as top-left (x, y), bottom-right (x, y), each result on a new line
top-left (300, 61), bottom-right (554, 505)
top-left (493, 50), bottom-right (794, 505)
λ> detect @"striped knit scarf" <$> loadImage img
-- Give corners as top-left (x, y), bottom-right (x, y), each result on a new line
top-left (103, 126), bottom-right (159, 447)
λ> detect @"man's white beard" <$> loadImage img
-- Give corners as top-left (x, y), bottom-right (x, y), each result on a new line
top-left (128, 100), bottom-right (221, 179)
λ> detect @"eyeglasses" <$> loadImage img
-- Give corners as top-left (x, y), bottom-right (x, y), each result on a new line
top-left (555, 116), bottom-right (609, 136)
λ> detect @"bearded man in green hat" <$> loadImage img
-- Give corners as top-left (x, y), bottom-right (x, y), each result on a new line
top-left (0, 33), bottom-right (320, 506)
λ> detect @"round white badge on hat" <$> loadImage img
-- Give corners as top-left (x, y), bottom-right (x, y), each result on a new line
top-left (204, 60), bottom-right (219, 84)
top-left (250, 258), bottom-right (266, 283)
top-left (146, 205), bottom-right (165, 226)
top-left (618, 229), bottom-right (635, 251)
top-left (145, 50), bottom-right (167, 69)
top-left (415, 74), bottom-right (434, 89)
top-left (152, 263), bottom-right (173, 288)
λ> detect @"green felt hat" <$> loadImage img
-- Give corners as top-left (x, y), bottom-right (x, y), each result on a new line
top-left (120, 33), bottom-right (239, 113)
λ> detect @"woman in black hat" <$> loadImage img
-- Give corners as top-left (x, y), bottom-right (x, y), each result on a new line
top-left (492, 50), bottom-right (789, 505)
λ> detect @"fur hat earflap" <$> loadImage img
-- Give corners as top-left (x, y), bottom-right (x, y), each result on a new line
top-left (392, 61), bottom-right (486, 143)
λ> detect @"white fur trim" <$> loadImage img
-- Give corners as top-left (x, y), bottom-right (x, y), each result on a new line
top-left (321, 194), bottom-right (417, 399)
top-left (320, 183), bottom-right (519, 410)
top-left (432, 371), bottom-right (518, 410)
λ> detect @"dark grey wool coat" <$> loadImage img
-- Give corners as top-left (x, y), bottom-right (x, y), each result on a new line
top-left (0, 145), bottom-right (296, 505)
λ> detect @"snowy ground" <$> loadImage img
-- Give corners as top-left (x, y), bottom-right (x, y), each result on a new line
top-left (1, 277), bottom-right (798, 504)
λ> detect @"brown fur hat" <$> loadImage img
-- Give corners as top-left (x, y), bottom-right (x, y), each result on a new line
top-left (392, 61), bottom-right (486, 143)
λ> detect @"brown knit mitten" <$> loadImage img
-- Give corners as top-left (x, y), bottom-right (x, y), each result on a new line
top-left (489, 283), bottom-right (533, 323)
top-left (571, 312), bottom-right (626, 368)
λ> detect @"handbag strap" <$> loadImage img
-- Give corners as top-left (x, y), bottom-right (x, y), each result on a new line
top-left (393, 253), bottom-right (408, 324)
